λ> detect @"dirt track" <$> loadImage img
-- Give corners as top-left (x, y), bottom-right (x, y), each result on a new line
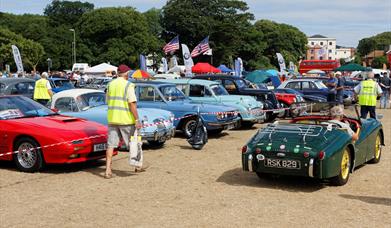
top-left (1, 109), bottom-right (390, 227)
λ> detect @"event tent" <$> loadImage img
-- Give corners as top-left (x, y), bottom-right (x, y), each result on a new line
top-left (245, 70), bottom-right (281, 87)
top-left (217, 64), bottom-right (233, 73)
top-left (192, 62), bottom-right (221, 74)
top-left (84, 63), bottom-right (117, 74)
top-left (334, 63), bottom-right (370, 72)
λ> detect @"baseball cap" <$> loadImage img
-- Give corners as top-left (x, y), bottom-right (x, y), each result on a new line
top-left (118, 64), bottom-right (131, 74)
top-left (335, 71), bottom-right (342, 76)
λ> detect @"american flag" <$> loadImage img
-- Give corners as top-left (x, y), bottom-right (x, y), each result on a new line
top-left (163, 36), bottom-right (180, 54)
top-left (191, 36), bottom-right (210, 57)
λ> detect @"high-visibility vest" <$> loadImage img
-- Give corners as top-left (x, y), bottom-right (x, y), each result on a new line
top-left (33, 79), bottom-right (51, 100)
top-left (107, 78), bottom-right (135, 125)
top-left (358, 80), bottom-right (377, 106)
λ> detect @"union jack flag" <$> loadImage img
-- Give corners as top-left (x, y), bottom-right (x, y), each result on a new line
top-left (163, 36), bottom-right (180, 54)
top-left (191, 36), bottom-right (210, 57)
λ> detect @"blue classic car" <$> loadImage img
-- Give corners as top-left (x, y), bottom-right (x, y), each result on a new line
top-left (50, 89), bottom-right (175, 147)
top-left (278, 79), bottom-right (354, 105)
top-left (159, 79), bottom-right (266, 128)
top-left (133, 81), bottom-right (240, 135)
top-left (49, 77), bottom-right (75, 93)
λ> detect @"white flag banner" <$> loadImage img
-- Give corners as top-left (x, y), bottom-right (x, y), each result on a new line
top-left (276, 53), bottom-right (286, 73)
top-left (181, 44), bottom-right (194, 77)
top-left (162, 57), bottom-right (168, 73)
top-left (203, 49), bottom-right (213, 56)
top-left (289, 61), bottom-right (295, 71)
top-left (11, 45), bottom-right (24, 73)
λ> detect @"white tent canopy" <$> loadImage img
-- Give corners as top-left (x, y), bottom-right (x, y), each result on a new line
top-left (85, 63), bottom-right (117, 74)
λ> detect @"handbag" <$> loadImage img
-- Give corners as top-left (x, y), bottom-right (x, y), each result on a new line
top-left (129, 129), bottom-right (143, 168)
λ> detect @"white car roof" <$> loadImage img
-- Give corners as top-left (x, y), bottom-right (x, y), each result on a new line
top-left (52, 89), bottom-right (104, 105)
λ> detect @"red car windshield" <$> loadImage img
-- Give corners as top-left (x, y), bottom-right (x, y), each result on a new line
top-left (0, 96), bottom-right (56, 120)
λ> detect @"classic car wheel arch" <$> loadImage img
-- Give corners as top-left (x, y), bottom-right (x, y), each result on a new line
top-left (177, 114), bottom-right (197, 129)
top-left (13, 135), bottom-right (47, 162)
top-left (379, 128), bottom-right (385, 146)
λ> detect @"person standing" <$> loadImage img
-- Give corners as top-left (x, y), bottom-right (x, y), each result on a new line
top-left (33, 72), bottom-right (53, 106)
top-left (379, 72), bottom-right (390, 109)
top-left (326, 72), bottom-right (337, 102)
top-left (105, 64), bottom-right (141, 179)
top-left (354, 72), bottom-right (383, 119)
top-left (335, 71), bottom-right (345, 104)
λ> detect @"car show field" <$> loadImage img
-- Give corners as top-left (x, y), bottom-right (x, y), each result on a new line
top-left (0, 108), bottom-right (389, 227)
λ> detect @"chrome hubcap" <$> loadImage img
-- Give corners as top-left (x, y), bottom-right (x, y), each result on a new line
top-left (185, 120), bottom-right (197, 136)
top-left (17, 143), bottom-right (37, 169)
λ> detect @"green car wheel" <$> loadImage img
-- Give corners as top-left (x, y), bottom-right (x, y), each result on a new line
top-left (331, 148), bottom-right (351, 186)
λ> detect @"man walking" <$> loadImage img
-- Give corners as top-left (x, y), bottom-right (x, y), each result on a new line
top-left (335, 71), bottom-right (345, 104)
top-left (326, 72), bottom-right (337, 102)
top-left (354, 72), bottom-right (382, 119)
top-left (379, 72), bottom-right (390, 109)
top-left (33, 72), bottom-right (53, 106)
top-left (105, 64), bottom-right (141, 179)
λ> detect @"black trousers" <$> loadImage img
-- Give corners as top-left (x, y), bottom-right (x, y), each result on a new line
top-left (360, 105), bottom-right (376, 119)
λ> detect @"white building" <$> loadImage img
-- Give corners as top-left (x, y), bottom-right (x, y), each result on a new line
top-left (306, 34), bottom-right (337, 60)
top-left (335, 46), bottom-right (355, 62)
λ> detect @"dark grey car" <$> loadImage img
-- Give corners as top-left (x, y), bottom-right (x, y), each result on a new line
top-left (0, 78), bottom-right (36, 99)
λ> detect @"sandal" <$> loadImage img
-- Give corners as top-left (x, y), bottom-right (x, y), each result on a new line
top-left (104, 173), bottom-right (112, 179)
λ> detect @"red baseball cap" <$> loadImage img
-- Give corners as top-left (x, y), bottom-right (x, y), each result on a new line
top-left (118, 64), bottom-right (131, 74)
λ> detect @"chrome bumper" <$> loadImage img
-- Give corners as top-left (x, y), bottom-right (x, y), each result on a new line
top-left (139, 127), bottom-right (176, 142)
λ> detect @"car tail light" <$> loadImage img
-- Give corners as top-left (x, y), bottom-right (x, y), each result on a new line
top-left (318, 151), bottom-right (325, 160)
top-left (303, 151), bottom-right (310, 158)
top-left (242, 145), bottom-right (248, 153)
top-left (255, 148), bottom-right (261, 154)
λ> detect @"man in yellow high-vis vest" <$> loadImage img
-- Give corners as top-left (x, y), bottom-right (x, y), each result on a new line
top-left (33, 72), bottom-right (53, 106)
top-left (354, 72), bottom-right (382, 119)
top-left (105, 64), bottom-right (141, 179)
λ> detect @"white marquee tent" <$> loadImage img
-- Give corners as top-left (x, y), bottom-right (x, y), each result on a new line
top-left (84, 63), bottom-right (117, 74)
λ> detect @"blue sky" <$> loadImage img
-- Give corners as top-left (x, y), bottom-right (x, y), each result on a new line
top-left (0, 0), bottom-right (390, 47)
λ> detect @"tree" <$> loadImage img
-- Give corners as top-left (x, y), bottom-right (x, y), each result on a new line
top-left (44, 0), bottom-right (94, 26)
top-left (371, 56), bottom-right (387, 68)
top-left (357, 32), bottom-right (391, 57)
top-left (77, 7), bottom-right (161, 67)
top-left (161, 0), bottom-right (258, 67)
top-left (0, 27), bottom-right (44, 71)
top-left (143, 8), bottom-right (164, 38)
top-left (253, 20), bottom-right (307, 68)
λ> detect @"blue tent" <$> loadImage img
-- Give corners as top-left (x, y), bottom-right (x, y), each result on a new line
top-left (217, 64), bottom-right (234, 73)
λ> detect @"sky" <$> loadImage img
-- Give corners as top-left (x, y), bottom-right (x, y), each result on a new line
top-left (0, 0), bottom-right (390, 47)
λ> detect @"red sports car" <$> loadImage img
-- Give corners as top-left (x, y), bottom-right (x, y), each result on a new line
top-left (0, 95), bottom-right (115, 172)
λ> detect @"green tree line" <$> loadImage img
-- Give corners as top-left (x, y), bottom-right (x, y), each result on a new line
top-left (11, 0), bottom-right (391, 73)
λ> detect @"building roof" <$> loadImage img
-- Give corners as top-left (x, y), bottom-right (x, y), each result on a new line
top-left (309, 34), bottom-right (327, 38)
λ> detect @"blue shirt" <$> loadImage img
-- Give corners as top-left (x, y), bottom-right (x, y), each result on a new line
top-left (327, 78), bottom-right (337, 94)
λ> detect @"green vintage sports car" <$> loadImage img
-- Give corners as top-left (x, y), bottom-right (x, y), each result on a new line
top-left (242, 105), bottom-right (384, 186)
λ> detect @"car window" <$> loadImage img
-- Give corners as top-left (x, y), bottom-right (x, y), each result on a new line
top-left (78, 92), bottom-right (106, 109)
top-left (10, 82), bottom-right (35, 95)
top-left (175, 84), bottom-right (189, 95)
top-left (189, 85), bottom-right (208, 97)
top-left (159, 85), bottom-right (186, 101)
top-left (138, 86), bottom-right (162, 102)
top-left (54, 97), bottom-right (78, 112)
top-left (235, 79), bottom-right (246, 88)
top-left (302, 82), bottom-right (311, 90)
top-left (210, 84), bottom-right (229, 96)
top-left (223, 80), bottom-right (237, 92)
top-left (286, 82), bottom-right (300, 90)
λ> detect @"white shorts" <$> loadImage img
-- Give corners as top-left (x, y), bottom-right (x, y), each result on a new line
top-left (107, 125), bottom-right (135, 148)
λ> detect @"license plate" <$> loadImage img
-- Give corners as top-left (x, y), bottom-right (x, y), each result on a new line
top-left (94, 143), bottom-right (107, 152)
top-left (264, 158), bottom-right (300, 169)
